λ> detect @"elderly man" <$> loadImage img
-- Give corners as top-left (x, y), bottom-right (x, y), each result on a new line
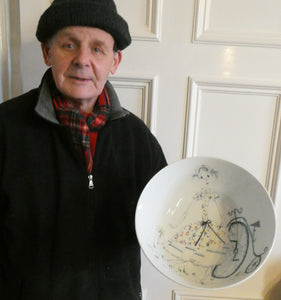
top-left (0, 0), bottom-right (167, 299)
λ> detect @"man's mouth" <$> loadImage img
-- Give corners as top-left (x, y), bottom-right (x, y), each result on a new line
top-left (69, 76), bottom-right (91, 82)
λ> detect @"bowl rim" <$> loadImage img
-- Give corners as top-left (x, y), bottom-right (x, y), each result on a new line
top-left (135, 156), bottom-right (277, 290)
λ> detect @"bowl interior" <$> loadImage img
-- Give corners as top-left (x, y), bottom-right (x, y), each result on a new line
top-left (135, 157), bottom-right (276, 289)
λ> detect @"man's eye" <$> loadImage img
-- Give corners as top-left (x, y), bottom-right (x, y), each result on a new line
top-left (63, 44), bottom-right (74, 49)
top-left (93, 47), bottom-right (101, 53)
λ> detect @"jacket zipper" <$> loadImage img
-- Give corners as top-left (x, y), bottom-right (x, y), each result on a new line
top-left (88, 174), bottom-right (94, 189)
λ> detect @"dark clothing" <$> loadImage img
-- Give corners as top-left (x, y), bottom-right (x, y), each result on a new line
top-left (0, 71), bottom-right (167, 300)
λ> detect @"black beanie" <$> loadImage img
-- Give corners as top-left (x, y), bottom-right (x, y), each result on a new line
top-left (36, 0), bottom-right (131, 50)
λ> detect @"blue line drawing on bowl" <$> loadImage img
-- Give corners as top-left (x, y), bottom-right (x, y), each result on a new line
top-left (212, 209), bottom-right (268, 279)
top-left (193, 164), bottom-right (219, 185)
top-left (150, 164), bottom-right (270, 287)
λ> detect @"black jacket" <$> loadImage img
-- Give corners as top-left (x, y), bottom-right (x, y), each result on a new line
top-left (0, 71), bottom-right (167, 300)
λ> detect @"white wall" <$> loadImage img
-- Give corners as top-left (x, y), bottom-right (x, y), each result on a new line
top-left (19, 0), bottom-right (50, 92)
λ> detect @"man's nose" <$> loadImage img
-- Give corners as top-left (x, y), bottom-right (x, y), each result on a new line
top-left (72, 47), bottom-right (91, 67)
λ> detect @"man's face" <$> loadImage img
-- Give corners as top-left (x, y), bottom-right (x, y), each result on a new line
top-left (41, 26), bottom-right (122, 108)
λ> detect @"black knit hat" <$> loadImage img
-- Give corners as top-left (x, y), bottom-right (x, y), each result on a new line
top-left (36, 0), bottom-right (131, 50)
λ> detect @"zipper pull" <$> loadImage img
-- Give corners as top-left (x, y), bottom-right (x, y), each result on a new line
top-left (88, 174), bottom-right (94, 189)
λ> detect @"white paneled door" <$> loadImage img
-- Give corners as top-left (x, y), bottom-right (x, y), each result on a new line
top-left (115, 1), bottom-right (281, 299)
top-left (7, 0), bottom-right (281, 299)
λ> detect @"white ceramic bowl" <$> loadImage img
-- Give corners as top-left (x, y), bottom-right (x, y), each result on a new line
top-left (135, 157), bottom-right (276, 289)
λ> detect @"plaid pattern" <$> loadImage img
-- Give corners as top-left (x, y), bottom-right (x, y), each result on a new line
top-left (53, 88), bottom-right (110, 173)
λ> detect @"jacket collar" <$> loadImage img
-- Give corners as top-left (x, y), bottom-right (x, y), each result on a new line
top-left (35, 69), bottom-right (129, 124)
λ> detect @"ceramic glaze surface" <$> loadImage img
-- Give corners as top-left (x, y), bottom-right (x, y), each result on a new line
top-left (135, 157), bottom-right (276, 289)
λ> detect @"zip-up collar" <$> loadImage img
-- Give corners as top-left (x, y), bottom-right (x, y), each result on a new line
top-left (35, 69), bottom-right (129, 124)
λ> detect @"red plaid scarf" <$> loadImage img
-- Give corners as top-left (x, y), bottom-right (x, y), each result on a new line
top-left (53, 88), bottom-right (110, 174)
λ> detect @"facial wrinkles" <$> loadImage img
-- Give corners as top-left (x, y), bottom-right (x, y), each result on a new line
top-left (44, 27), bottom-right (120, 109)
top-left (65, 43), bottom-right (113, 89)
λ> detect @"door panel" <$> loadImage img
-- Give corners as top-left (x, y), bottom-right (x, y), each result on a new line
top-left (184, 78), bottom-right (281, 199)
top-left (194, 0), bottom-right (281, 47)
